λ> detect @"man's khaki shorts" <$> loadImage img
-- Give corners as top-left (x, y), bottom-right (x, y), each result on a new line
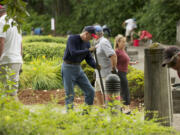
top-left (95, 77), bottom-right (106, 93)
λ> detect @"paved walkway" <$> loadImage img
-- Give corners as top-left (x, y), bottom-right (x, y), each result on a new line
top-left (127, 46), bottom-right (180, 131)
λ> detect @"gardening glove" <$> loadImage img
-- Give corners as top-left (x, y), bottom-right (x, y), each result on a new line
top-left (95, 64), bottom-right (101, 70)
top-left (111, 67), bottom-right (118, 74)
top-left (89, 46), bottom-right (96, 52)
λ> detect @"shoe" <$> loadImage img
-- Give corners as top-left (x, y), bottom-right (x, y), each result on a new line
top-left (122, 105), bottom-right (131, 115)
top-left (124, 110), bottom-right (131, 115)
top-left (81, 109), bottom-right (89, 115)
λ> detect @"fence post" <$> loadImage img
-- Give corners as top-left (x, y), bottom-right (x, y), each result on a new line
top-left (144, 46), bottom-right (173, 126)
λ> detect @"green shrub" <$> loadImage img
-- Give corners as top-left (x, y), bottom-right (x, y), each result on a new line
top-left (0, 97), bottom-right (177, 135)
top-left (127, 66), bottom-right (144, 99)
top-left (0, 67), bottom-right (17, 96)
top-left (23, 36), bottom-right (67, 44)
top-left (22, 10), bottom-right (51, 35)
top-left (20, 58), bottom-right (63, 90)
top-left (81, 61), bottom-right (95, 85)
top-left (23, 42), bottom-right (66, 61)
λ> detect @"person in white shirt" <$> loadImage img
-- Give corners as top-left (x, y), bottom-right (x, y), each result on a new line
top-left (0, 5), bottom-right (23, 99)
top-left (123, 18), bottom-right (137, 43)
top-left (93, 25), bottom-right (117, 106)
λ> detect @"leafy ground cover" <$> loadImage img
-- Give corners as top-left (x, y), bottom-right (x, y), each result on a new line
top-left (0, 96), bottom-right (178, 135)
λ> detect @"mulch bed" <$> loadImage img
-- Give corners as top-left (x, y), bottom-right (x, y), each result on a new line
top-left (18, 89), bottom-right (143, 109)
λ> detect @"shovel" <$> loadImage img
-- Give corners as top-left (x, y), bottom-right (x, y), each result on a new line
top-left (94, 50), bottom-right (105, 102)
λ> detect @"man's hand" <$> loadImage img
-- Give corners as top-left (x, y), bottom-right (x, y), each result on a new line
top-left (89, 46), bottom-right (96, 52)
top-left (96, 64), bottom-right (101, 70)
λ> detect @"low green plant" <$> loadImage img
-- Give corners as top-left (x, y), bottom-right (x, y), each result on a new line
top-left (0, 67), bottom-right (17, 97)
top-left (0, 97), bottom-right (178, 135)
top-left (20, 58), bottom-right (63, 90)
top-left (127, 66), bottom-right (144, 99)
top-left (23, 42), bottom-right (66, 61)
top-left (81, 60), bottom-right (95, 85)
top-left (23, 35), bottom-right (67, 44)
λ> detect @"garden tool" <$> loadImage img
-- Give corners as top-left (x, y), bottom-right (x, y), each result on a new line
top-left (94, 50), bottom-right (105, 102)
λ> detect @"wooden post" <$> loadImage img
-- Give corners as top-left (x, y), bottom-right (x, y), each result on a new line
top-left (144, 46), bottom-right (173, 126)
top-left (172, 88), bottom-right (180, 113)
top-left (176, 20), bottom-right (180, 45)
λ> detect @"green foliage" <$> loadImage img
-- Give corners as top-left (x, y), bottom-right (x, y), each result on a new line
top-left (136, 0), bottom-right (180, 44)
top-left (0, 67), bottom-right (17, 96)
top-left (20, 58), bottom-right (63, 90)
top-left (22, 10), bottom-right (51, 34)
top-left (81, 61), bottom-right (95, 85)
top-left (23, 41), bottom-right (66, 61)
top-left (58, 0), bottom-right (146, 36)
top-left (0, 72), bottom-right (178, 135)
top-left (0, 98), bottom-right (178, 135)
top-left (0, 0), bottom-right (28, 32)
top-left (133, 32), bottom-right (140, 40)
top-left (3, 0), bottom-right (180, 44)
top-left (23, 35), bottom-right (67, 44)
top-left (127, 66), bottom-right (144, 99)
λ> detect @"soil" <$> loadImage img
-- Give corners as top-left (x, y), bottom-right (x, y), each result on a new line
top-left (18, 89), bottom-right (143, 109)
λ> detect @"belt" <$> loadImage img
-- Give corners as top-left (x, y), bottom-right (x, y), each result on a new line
top-left (64, 60), bottom-right (80, 65)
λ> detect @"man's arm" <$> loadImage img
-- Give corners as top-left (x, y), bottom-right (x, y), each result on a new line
top-left (110, 54), bottom-right (117, 69)
top-left (67, 36), bottom-right (89, 57)
top-left (0, 37), bottom-right (5, 57)
top-left (85, 51), bottom-right (96, 68)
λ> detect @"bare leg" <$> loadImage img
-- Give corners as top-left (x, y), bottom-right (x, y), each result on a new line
top-left (95, 91), bottom-right (104, 106)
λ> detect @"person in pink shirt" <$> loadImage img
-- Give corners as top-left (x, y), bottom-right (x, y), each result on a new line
top-left (114, 34), bottom-right (131, 114)
top-left (139, 30), bottom-right (152, 46)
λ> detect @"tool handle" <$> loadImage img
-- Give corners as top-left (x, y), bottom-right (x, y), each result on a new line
top-left (94, 50), bottom-right (105, 102)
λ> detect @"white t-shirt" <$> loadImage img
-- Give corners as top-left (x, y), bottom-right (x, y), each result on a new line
top-left (0, 14), bottom-right (23, 64)
top-left (95, 36), bottom-right (115, 78)
top-left (125, 18), bottom-right (137, 31)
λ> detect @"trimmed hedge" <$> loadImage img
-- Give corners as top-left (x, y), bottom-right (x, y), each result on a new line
top-left (23, 42), bottom-right (66, 61)
top-left (23, 35), bottom-right (67, 44)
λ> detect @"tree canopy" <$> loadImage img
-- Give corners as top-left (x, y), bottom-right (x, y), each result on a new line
top-left (1, 0), bottom-right (180, 44)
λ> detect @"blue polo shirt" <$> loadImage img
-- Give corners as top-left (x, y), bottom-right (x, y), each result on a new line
top-left (34, 28), bottom-right (42, 35)
top-left (63, 35), bottom-right (96, 68)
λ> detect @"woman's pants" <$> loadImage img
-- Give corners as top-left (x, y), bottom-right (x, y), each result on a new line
top-left (118, 71), bottom-right (130, 105)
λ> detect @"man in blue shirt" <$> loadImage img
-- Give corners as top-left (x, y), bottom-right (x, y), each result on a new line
top-left (34, 27), bottom-right (43, 35)
top-left (62, 26), bottom-right (98, 110)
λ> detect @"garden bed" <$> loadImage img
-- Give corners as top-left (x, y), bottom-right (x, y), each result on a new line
top-left (18, 89), bottom-right (143, 109)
